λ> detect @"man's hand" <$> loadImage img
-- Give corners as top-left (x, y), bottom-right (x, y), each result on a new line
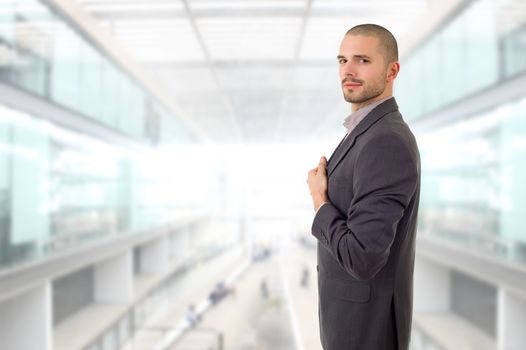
top-left (307, 156), bottom-right (329, 211)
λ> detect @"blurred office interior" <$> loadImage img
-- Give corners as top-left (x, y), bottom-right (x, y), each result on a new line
top-left (0, 0), bottom-right (525, 349)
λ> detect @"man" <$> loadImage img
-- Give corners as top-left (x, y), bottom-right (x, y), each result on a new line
top-left (307, 24), bottom-right (420, 350)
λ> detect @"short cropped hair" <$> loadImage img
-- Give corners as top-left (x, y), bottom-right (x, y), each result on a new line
top-left (346, 24), bottom-right (398, 63)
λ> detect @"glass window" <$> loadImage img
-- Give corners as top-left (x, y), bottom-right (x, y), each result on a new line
top-left (119, 79), bottom-right (141, 138)
top-left (419, 96), bottom-right (526, 263)
top-left (50, 21), bottom-right (81, 110)
top-left (0, 113), bottom-right (9, 191)
top-left (396, 0), bottom-right (505, 122)
top-left (421, 37), bottom-right (441, 113)
top-left (49, 135), bottom-right (127, 247)
top-left (130, 84), bottom-right (145, 140)
top-left (0, 109), bottom-right (10, 265)
top-left (403, 55), bottom-right (423, 121)
top-left (0, 0), bottom-right (197, 271)
top-left (10, 114), bottom-right (50, 258)
top-left (117, 74), bottom-right (134, 136)
top-left (499, 98), bottom-right (526, 244)
top-left (0, 1), bottom-right (15, 42)
top-left (0, 39), bottom-right (16, 83)
top-left (100, 60), bottom-right (120, 128)
top-left (440, 14), bottom-right (465, 106)
top-left (0, 1), bottom-right (15, 82)
top-left (464, 0), bottom-right (499, 93)
top-left (10, 0), bottom-right (53, 96)
top-left (501, 24), bottom-right (526, 78)
top-left (0, 0), bottom-right (194, 143)
top-left (79, 42), bottom-right (103, 120)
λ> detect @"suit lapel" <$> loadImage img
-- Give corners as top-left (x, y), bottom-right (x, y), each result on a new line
top-left (327, 98), bottom-right (399, 176)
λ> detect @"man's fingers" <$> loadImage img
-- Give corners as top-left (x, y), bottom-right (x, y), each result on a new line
top-left (307, 168), bottom-right (315, 181)
top-left (318, 156), bottom-right (327, 173)
top-left (308, 157), bottom-right (327, 182)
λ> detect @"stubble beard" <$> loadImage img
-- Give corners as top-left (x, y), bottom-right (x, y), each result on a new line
top-left (342, 71), bottom-right (388, 105)
top-left (343, 80), bottom-right (386, 104)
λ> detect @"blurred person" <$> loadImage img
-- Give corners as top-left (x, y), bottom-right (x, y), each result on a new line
top-left (186, 304), bottom-right (201, 327)
top-left (209, 281), bottom-right (229, 305)
top-left (306, 24), bottom-right (420, 350)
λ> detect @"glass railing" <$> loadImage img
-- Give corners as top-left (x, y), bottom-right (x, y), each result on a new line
top-left (0, 0), bottom-right (191, 144)
top-left (417, 95), bottom-right (526, 266)
top-left (0, 103), bottom-right (209, 270)
top-left (396, 0), bottom-right (526, 122)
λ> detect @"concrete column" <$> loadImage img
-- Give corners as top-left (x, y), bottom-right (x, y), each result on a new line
top-left (497, 288), bottom-right (526, 350)
top-left (94, 251), bottom-right (133, 303)
top-left (140, 236), bottom-right (169, 274)
top-left (414, 256), bottom-right (451, 311)
top-left (0, 283), bottom-right (51, 350)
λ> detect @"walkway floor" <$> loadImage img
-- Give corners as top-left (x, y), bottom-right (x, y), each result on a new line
top-left (170, 238), bottom-right (322, 350)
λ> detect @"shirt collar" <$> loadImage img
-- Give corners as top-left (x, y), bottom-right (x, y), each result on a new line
top-left (342, 96), bottom-right (393, 134)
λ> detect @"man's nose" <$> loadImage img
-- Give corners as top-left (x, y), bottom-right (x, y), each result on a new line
top-left (342, 62), bottom-right (356, 77)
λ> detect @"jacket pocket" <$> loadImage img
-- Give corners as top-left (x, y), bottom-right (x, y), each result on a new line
top-left (323, 276), bottom-right (370, 303)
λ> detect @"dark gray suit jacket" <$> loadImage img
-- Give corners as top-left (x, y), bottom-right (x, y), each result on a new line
top-left (312, 97), bottom-right (420, 350)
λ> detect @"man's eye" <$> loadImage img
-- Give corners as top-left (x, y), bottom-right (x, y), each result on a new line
top-left (359, 59), bottom-right (369, 63)
top-left (338, 59), bottom-right (346, 64)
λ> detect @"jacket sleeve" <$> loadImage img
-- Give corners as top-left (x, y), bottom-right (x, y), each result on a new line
top-left (311, 132), bottom-right (418, 280)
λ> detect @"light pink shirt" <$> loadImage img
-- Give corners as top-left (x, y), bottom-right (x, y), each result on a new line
top-left (342, 96), bottom-right (393, 134)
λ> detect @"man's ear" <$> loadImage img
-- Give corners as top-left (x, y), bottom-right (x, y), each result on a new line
top-left (387, 61), bottom-right (400, 82)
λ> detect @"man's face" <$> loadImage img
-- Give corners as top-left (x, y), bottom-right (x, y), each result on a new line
top-left (337, 34), bottom-right (389, 107)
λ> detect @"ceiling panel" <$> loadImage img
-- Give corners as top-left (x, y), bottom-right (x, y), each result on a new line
top-left (105, 19), bottom-right (204, 62)
top-left (76, 0), bottom-right (432, 143)
top-left (197, 17), bottom-right (302, 60)
top-left (215, 66), bottom-right (293, 91)
top-left (146, 66), bottom-right (215, 93)
top-left (188, 0), bottom-right (307, 11)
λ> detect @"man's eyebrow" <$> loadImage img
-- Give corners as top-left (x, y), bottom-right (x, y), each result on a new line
top-left (336, 54), bottom-right (372, 60)
top-left (354, 54), bottom-right (372, 60)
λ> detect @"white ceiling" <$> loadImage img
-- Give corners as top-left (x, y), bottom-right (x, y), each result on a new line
top-left (77, 0), bottom-right (431, 143)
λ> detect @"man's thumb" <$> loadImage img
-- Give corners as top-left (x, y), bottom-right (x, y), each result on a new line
top-left (318, 156), bottom-right (327, 171)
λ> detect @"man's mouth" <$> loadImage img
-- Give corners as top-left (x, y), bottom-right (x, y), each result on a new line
top-left (343, 82), bottom-right (362, 88)
top-left (342, 80), bottom-right (363, 88)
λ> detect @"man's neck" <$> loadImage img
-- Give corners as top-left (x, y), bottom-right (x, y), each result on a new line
top-left (351, 94), bottom-right (392, 112)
